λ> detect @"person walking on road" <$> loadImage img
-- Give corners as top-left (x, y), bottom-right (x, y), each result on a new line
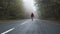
top-left (31, 13), bottom-right (34, 21)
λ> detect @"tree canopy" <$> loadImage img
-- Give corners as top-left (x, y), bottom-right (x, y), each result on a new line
top-left (0, 0), bottom-right (25, 19)
top-left (35, 0), bottom-right (60, 20)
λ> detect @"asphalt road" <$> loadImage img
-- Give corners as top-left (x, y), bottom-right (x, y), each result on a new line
top-left (0, 19), bottom-right (60, 34)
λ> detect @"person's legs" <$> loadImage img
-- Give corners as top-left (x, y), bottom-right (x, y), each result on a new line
top-left (31, 17), bottom-right (33, 21)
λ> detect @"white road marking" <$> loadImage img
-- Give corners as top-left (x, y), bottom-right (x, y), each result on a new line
top-left (1, 20), bottom-right (30, 34)
top-left (21, 20), bottom-right (30, 25)
top-left (1, 28), bottom-right (15, 34)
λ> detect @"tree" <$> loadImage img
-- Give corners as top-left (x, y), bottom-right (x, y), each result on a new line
top-left (35, 0), bottom-right (60, 20)
top-left (0, 0), bottom-right (25, 19)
